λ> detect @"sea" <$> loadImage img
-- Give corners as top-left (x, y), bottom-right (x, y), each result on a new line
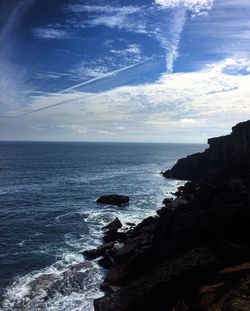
top-left (0, 141), bottom-right (205, 311)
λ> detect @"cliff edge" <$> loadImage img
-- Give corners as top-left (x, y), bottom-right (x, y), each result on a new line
top-left (163, 120), bottom-right (250, 181)
top-left (90, 120), bottom-right (250, 311)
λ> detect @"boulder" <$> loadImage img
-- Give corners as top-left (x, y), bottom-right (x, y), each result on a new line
top-left (102, 218), bottom-right (122, 231)
top-left (97, 195), bottom-right (129, 206)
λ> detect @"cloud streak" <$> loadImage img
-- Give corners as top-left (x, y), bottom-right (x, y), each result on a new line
top-left (0, 0), bottom-right (37, 115)
top-left (2, 57), bottom-right (249, 142)
top-left (15, 56), bottom-right (155, 116)
top-left (32, 27), bottom-right (71, 39)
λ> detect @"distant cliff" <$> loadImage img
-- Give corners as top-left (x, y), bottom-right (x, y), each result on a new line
top-left (163, 120), bottom-right (250, 181)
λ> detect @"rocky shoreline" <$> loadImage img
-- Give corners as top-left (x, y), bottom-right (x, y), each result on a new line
top-left (85, 120), bottom-right (250, 311)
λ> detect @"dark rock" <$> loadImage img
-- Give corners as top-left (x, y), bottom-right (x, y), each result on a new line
top-left (116, 232), bottom-right (127, 242)
top-left (83, 242), bottom-right (114, 259)
top-left (100, 282), bottom-right (121, 294)
top-left (162, 197), bottom-right (173, 206)
top-left (215, 239), bottom-right (250, 266)
top-left (98, 255), bottom-right (116, 269)
top-left (103, 230), bottom-right (121, 243)
top-left (97, 195), bottom-right (129, 206)
top-left (103, 218), bottom-right (122, 231)
top-left (93, 120), bottom-right (250, 311)
top-left (102, 218), bottom-right (124, 243)
top-left (192, 262), bottom-right (250, 311)
top-left (94, 248), bottom-right (221, 311)
top-left (162, 120), bottom-right (250, 181)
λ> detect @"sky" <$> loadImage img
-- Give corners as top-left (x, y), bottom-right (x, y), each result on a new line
top-left (0, 0), bottom-right (250, 143)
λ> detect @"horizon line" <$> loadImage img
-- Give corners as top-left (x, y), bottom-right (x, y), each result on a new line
top-left (0, 139), bottom-right (207, 145)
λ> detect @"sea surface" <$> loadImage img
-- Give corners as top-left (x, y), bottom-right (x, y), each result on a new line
top-left (0, 142), bottom-right (205, 311)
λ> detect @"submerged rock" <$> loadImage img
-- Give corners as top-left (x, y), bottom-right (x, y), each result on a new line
top-left (97, 195), bottom-right (129, 206)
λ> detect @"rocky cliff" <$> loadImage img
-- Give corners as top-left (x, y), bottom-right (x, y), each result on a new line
top-left (87, 120), bottom-right (250, 311)
top-left (163, 120), bottom-right (250, 181)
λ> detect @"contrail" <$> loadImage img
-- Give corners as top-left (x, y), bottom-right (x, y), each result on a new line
top-left (18, 56), bottom-right (154, 116)
top-left (20, 97), bottom-right (85, 116)
top-left (59, 56), bottom-right (154, 93)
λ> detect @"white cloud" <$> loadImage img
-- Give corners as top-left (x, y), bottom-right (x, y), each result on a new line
top-left (72, 2), bottom-right (214, 72)
top-left (155, 0), bottom-right (214, 15)
top-left (155, 7), bottom-right (187, 72)
top-left (32, 28), bottom-right (70, 39)
top-left (67, 5), bottom-right (140, 15)
top-left (209, 58), bottom-right (250, 76)
top-left (3, 58), bottom-right (249, 142)
top-left (97, 130), bottom-right (115, 135)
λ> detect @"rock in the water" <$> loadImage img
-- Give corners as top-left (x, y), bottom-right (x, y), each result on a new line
top-left (97, 195), bottom-right (129, 206)
top-left (103, 218), bottom-right (122, 231)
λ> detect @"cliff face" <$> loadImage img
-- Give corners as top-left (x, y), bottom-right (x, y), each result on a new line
top-left (163, 120), bottom-right (250, 181)
top-left (91, 120), bottom-right (250, 311)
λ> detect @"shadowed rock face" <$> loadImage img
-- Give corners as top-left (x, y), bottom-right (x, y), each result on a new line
top-left (91, 120), bottom-right (250, 311)
top-left (163, 120), bottom-right (250, 181)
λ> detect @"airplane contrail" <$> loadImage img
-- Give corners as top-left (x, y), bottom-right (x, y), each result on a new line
top-left (59, 56), bottom-right (154, 93)
top-left (17, 56), bottom-right (155, 116)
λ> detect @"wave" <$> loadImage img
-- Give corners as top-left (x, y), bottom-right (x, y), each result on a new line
top-left (1, 253), bottom-right (104, 311)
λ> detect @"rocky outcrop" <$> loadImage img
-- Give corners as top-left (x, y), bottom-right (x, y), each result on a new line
top-left (97, 195), bottom-right (129, 206)
top-left (89, 120), bottom-right (250, 311)
top-left (163, 120), bottom-right (250, 181)
top-left (94, 248), bottom-right (221, 311)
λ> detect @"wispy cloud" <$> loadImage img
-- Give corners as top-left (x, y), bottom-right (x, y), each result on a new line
top-left (69, 44), bottom-right (145, 82)
top-left (35, 71), bottom-right (72, 80)
top-left (0, 0), bottom-right (36, 115)
top-left (32, 27), bottom-right (70, 39)
top-left (2, 57), bottom-right (250, 142)
top-left (66, 5), bottom-right (141, 15)
top-left (67, 2), bottom-right (215, 72)
top-left (0, 0), bottom-right (37, 42)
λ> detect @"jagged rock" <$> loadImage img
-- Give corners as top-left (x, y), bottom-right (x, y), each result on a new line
top-left (83, 242), bottom-right (114, 259)
top-left (93, 121), bottom-right (250, 311)
top-left (97, 195), bottom-right (129, 206)
top-left (103, 218), bottom-right (122, 231)
top-left (163, 120), bottom-right (250, 181)
top-left (94, 248), bottom-right (221, 311)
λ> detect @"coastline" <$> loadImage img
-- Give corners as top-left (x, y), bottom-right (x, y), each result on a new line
top-left (88, 120), bottom-right (250, 311)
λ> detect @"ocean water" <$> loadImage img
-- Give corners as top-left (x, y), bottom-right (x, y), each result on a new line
top-left (0, 142), bottom-right (205, 311)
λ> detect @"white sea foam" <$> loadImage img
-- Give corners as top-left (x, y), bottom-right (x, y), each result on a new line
top-left (2, 251), bottom-right (104, 311)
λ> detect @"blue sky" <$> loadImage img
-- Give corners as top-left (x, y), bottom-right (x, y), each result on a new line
top-left (0, 0), bottom-right (250, 142)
